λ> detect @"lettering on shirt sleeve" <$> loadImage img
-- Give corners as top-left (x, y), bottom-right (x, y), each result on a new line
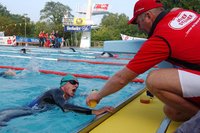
top-left (169, 11), bottom-right (197, 30)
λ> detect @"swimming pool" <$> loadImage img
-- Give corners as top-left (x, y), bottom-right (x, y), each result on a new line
top-left (0, 46), bottom-right (147, 133)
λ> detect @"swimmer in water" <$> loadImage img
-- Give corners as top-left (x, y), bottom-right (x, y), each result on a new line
top-left (20, 48), bottom-right (30, 54)
top-left (69, 47), bottom-right (76, 52)
top-left (100, 52), bottom-right (114, 57)
top-left (0, 74), bottom-right (114, 126)
top-left (96, 52), bottom-right (118, 58)
top-left (0, 69), bottom-right (16, 78)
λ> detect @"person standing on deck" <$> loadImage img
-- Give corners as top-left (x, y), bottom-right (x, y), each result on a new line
top-left (38, 31), bottom-right (45, 47)
top-left (86, 0), bottom-right (200, 124)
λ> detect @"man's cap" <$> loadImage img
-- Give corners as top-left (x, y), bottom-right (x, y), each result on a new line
top-left (60, 74), bottom-right (78, 87)
top-left (128, 0), bottom-right (163, 24)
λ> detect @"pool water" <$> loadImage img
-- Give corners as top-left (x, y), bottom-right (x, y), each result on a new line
top-left (0, 46), bottom-right (148, 133)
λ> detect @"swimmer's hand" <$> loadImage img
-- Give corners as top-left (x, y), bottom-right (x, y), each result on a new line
top-left (92, 106), bottom-right (114, 116)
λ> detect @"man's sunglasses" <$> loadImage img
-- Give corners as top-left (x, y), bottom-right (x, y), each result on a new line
top-left (61, 80), bottom-right (79, 86)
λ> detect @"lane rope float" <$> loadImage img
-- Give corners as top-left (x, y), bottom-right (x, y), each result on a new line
top-left (0, 65), bottom-right (144, 83)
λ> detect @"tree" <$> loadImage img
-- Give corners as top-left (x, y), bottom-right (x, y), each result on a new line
top-left (161, 0), bottom-right (200, 13)
top-left (0, 3), bottom-right (10, 16)
top-left (0, 3), bottom-right (33, 36)
top-left (39, 1), bottom-right (74, 40)
top-left (40, 1), bottom-right (73, 24)
top-left (92, 13), bottom-right (146, 42)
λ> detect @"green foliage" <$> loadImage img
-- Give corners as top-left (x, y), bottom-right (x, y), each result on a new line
top-left (161, 0), bottom-right (200, 13)
top-left (92, 13), bottom-right (147, 42)
top-left (40, 1), bottom-right (72, 24)
top-left (0, 3), bottom-right (10, 16)
top-left (37, 1), bottom-right (74, 39)
top-left (0, 1), bottom-right (72, 38)
top-left (0, 3), bottom-right (33, 36)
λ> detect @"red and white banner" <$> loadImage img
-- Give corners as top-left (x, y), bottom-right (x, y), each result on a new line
top-left (120, 34), bottom-right (134, 40)
top-left (94, 4), bottom-right (109, 11)
top-left (0, 36), bottom-right (16, 46)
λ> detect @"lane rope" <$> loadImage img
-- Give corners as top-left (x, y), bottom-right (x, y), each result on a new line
top-left (0, 65), bottom-right (144, 83)
top-left (58, 58), bottom-right (127, 66)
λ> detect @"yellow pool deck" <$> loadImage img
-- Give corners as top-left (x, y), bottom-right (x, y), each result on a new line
top-left (79, 90), bottom-right (181, 133)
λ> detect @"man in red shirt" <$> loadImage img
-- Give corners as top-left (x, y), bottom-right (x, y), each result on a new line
top-left (86, 0), bottom-right (200, 123)
top-left (38, 31), bottom-right (45, 47)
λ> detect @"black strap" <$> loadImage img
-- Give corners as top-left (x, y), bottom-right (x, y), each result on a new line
top-left (167, 57), bottom-right (200, 71)
top-left (148, 10), bottom-right (169, 38)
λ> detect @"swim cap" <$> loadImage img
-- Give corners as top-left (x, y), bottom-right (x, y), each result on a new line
top-left (60, 74), bottom-right (78, 87)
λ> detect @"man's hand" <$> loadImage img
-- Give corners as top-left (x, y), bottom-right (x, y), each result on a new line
top-left (86, 91), bottom-right (101, 107)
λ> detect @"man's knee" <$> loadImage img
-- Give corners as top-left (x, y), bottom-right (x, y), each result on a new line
top-left (164, 105), bottom-right (191, 122)
top-left (163, 105), bottom-right (177, 120)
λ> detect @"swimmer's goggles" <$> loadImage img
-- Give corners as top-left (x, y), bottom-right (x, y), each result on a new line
top-left (61, 80), bottom-right (79, 86)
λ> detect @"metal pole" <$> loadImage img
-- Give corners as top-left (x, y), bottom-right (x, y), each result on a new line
top-left (25, 18), bottom-right (26, 40)
top-left (24, 14), bottom-right (28, 46)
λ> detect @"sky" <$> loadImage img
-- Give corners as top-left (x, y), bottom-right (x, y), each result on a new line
top-left (0, 0), bottom-right (137, 25)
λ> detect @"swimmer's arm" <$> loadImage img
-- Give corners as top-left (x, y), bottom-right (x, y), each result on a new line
top-left (55, 97), bottom-right (92, 114)
top-left (0, 72), bottom-right (5, 76)
top-left (62, 103), bottom-right (114, 115)
top-left (63, 103), bottom-right (92, 115)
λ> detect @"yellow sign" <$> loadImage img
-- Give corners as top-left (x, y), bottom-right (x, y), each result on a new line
top-left (73, 18), bottom-right (86, 26)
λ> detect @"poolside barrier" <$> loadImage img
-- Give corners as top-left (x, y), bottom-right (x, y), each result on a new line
top-left (0, 65), bottom-right (144, 83)
top-left (103, 39), bottom-right (146, 53)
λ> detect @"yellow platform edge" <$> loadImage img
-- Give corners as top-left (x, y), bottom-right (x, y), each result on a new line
top-left (78, 88), bottom-right (181, 133)
top-left (78, 88), bottom-right (146, 133)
